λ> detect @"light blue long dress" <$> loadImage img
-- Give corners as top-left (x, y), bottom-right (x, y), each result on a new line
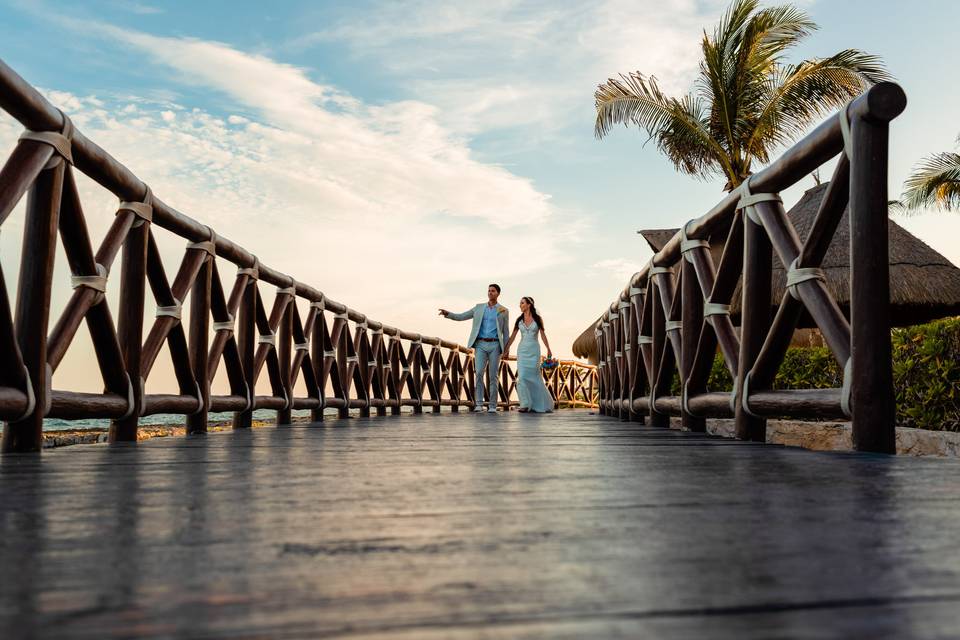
top-left (516, 320), bottom-right (554, 413)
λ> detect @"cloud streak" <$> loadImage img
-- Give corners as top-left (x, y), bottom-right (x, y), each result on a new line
top-left (0, 20), bottom-right (591, 392)
top-left (297, 0), bottom-right (730, 137)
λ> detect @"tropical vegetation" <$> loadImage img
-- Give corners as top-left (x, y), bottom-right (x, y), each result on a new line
top-left (594, 0), bottom-right (891, 191)
top-left (690, 317), bottom-right (960, 431)
top-left (899, 134), bottom-right (960, 212)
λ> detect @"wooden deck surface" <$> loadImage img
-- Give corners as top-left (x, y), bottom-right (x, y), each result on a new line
top-left (1, 410), bottom-right (959, 639)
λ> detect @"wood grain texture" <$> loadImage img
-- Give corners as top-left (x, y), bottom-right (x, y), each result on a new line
top-left (1, 410), bottom-right (957, 639)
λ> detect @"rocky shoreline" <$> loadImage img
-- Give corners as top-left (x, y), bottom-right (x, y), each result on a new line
top-left (42, 416), bottom-right (314, 449)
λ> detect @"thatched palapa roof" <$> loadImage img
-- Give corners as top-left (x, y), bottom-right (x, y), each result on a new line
top-left (572, 182), bottom-right (960, 361)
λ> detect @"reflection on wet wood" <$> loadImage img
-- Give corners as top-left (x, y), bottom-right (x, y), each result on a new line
top-left (1, 410), bottom-right (958, 638)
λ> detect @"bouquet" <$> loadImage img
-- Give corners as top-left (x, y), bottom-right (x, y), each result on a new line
top-left (540, 357), bottom-right (559, 370)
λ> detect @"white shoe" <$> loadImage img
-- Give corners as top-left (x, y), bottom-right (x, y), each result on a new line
top-left (487, 406), bottom-right (497, 413)
top-left (473, 405), bottom-right (484, 412)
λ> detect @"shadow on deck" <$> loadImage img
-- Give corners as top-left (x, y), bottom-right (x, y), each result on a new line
top-left (1, 410), bottom-right (959, 639)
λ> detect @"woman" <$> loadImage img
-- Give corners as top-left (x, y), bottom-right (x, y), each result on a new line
top-left (503, 297), bottom-right (554, 413)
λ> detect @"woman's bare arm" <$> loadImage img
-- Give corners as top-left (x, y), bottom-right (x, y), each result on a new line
top-left (503, 327), bottom-right (519, 358)
top-left (540, 329), bottom-right (553, 358)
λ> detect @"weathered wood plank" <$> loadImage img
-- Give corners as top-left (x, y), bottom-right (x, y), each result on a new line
top-left (0, 411), bottom-right (957, 639)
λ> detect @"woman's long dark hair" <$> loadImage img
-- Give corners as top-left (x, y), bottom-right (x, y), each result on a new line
top-left (515, 296), bottom-right (544, 331)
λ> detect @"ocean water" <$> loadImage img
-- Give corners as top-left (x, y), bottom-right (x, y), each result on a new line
top-left (42, 409), bottom-right (333, 431)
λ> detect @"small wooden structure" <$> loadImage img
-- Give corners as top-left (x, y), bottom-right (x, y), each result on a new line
top-left (578, 83), bottom-right (910, 452)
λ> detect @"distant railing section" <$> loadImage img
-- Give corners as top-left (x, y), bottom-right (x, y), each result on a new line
top-left (0, 59), bottom-right (594, 453)
top-left (504, 358), bottom-right (598, 409)
top-left (582, 83), bottom-right (907, 453)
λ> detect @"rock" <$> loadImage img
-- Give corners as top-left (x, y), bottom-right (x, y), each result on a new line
top-left (766, 421), bottom-right (853, 451)
top-left (705, 418), bottom-right (959, 457)
top-left (894, 427), bottom-right (960, 457)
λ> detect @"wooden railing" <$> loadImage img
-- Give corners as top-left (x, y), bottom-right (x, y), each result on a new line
top-left (501, 358), bottom-right (598, 409)
top-left (585, 83), bottom-right (907, 453)
top-left (0, 59), bottom-right (597, 453)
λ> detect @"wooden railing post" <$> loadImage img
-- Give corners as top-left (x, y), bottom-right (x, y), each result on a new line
top-left (186, 249), bottom-right (212, 434)
top-left (430, 348), bottom-right (442, 414)
top-left (411, 340), bottom-right (423, 415)
top-left (649, 280), bottom-right (670, 428)
top-left (450, 350), bottom-right (461, 413)
top-left (277, 294), bottom-right (293, 425)
top-left (681, 254), bottom-right (706, 432)
top-left (309, 302), bottom-right (325, 422)
top-left (627, 288), bottom-right (645, 423)
top-left (2, 161), bottom-right (64, 452)
top-left (389, 337), bottom-right (402, 415)
top-left (109, 203), bottom-right (149, 443)
top-left (847, 88), bottom-right (904, 453)
top-left (233, 273), bottom-right (257, 429)
top-left (613, 306), bottom-right (626, 419)
top-left (598, 321), bottom-right (608, 415)
top-left (359, 325), bottom-right (372, 418)
top-left (735, 210), bottom-right (772, 441)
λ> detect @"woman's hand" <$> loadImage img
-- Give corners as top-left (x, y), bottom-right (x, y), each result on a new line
top-left (438, 308), bottom-right (448, 317)
top-left (547, 350), bottom-right (553, 359)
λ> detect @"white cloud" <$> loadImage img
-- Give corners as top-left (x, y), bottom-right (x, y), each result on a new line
top-left (0, 25), bottom-right (588, 391)
top-left (81, 22), bottom-right (555, 229)
top-left (591, 258), bottom-right (646, 282)
top-left (297, 0), bottom-right (729, 137)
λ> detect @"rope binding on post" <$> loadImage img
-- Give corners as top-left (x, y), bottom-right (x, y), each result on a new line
top-left (838, 99), bottom-right (854, 157)
top-left (155, 298), bottom-right (182, 321)
top-left (118, 185), bottom-right (154, 228)
top-left (258, 332), bottom-right (276, 348)
top-left (680, 220), bottom-right (709, 263)
top-left (187, 226), bottom-right (217, 257)
top-left (19, 108), bottom-right (74, 168)
top-left (238, 256), bottom-right (259, 281)
top-left (212, 314), bottom-right (235, 334)
top-left (12, 366), bottom-right (37, 422)
top-left (70, 263), bottom-right (109, 305)
top-left (785, 257), bottom-right (827, 300)
top-left (736, 175), bottom-right (781, 225)
top-left (116, 373), bottom-right (139, 421)
top-left (276, 275), bottom-right (296, 298)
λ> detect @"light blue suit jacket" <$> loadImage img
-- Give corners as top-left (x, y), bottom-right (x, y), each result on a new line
top-left (446, 303), bottom-right (510, 350)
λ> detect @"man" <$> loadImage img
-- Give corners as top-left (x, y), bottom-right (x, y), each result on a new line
top-left (439, 284), bottom-right (509, 413)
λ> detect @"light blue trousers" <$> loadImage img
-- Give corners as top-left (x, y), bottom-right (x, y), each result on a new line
top-left (473, 340), bottom-right (501, 408)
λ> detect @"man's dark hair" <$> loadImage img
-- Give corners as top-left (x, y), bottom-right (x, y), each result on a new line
top-left (488, 283), bottom-right (501, 294)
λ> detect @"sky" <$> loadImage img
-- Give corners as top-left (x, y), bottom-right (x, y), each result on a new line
top-left (0, 0), bottom-right (958, 396)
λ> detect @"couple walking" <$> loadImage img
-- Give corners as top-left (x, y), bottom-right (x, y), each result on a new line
top-left (439, 284), bottom-right (554, 414)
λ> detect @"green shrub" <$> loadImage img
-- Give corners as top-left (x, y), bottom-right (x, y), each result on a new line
top-left (891, 317), bottom-right (960, 431)
top-left (773, 347), bottom-right (843, 390)
top-left (705, 354), bottom-right (732, 391)
top-left (661, 317), bottom-right (960, 431)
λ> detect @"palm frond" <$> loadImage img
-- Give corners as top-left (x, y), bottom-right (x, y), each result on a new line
top-left (741, 4), bottom-right (816, 71)
top-left (745, 49), bottom-right (892, 159)
top-left (594, 72), bottom-right (735, 180)
top-left (593, 0), bottom-right (890, 195)
top-left (901, 152), bottom-right (960, 212)
top-left (697, 0), bottom-right (817, 185)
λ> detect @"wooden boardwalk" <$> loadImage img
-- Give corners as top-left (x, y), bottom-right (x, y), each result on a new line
top-left (1, 411), bottom-right (959, 639)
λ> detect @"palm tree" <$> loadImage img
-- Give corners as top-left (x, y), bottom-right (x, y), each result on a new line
top-left (899, 136), bottom-right (960, 212)
top-left (594, 0), bottom-right (891, 191)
